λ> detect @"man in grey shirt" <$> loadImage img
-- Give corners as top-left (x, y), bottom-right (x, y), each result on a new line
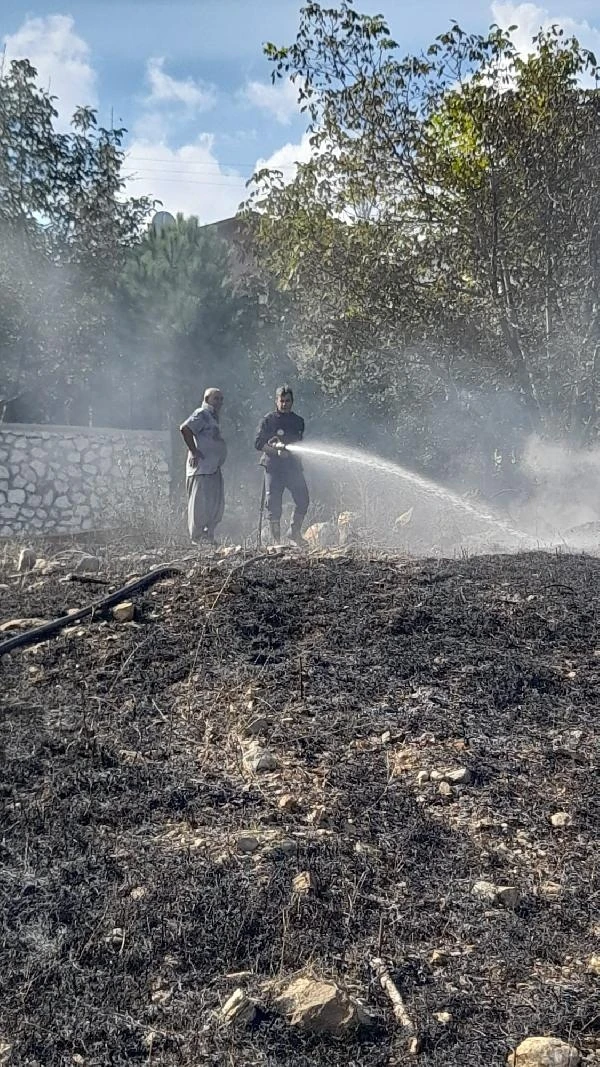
top-left (180, 388), bottom-right (227, 545)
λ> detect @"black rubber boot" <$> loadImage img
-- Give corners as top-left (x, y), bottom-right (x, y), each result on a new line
top-left (288, 525), bottom-right (306, 547)
top-left (269, 520), bottom-right (281, 543)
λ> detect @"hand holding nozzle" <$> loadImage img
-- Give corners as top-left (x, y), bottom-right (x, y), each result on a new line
top-left (268, 430), bottom-right (287, 454)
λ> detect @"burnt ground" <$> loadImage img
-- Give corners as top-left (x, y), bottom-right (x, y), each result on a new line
top-left (1, 547), bottom-right (599, 1066)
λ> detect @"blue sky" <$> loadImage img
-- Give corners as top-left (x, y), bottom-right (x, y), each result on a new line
top-left (3, 0), bottom-right (600, 222)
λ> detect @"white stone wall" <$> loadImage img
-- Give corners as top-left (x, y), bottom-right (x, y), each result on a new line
top-left (0, 424), bottom-right (170, 537)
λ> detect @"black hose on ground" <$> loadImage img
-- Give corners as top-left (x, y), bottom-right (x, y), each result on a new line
top-left (0, 564), bottom-right (181, 658)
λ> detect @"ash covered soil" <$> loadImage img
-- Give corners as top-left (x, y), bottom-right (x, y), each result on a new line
top-left (1, 547), bottom-right (599, 1066)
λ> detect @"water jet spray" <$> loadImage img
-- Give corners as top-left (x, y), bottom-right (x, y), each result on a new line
top-left (287, 442), bottom-right (535, 548)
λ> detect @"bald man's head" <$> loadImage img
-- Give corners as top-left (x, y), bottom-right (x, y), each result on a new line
top-left (204, 388), bottom-right (224, 412)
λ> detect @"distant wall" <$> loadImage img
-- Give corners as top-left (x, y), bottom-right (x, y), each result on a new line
top-left (0, 424), bottom-right (170, 538)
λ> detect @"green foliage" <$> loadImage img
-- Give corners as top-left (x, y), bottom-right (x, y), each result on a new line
top-left (0, 59), bottom-right (272, 440)
top-left (0, 59), bottom-right (152, 422)
top-left (247, 3), bottom-right (600, 457)
top-left (5, 5), bottom-right (600, 499)
top-left (118, 217), bottom-right (248, 427)
top-left (121, 216), bottom-right (236, 340)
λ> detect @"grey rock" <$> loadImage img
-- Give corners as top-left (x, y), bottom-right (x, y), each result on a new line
top-left (276, 977), bottom-right (371, 1034)
top-left (508, 1036), bottom-right (580, 1066)
top-left (220, 988), bottom-right (257, 1026)
top-left (7, 489), bottom-right (25, 505)
top-left (293, 871), bottom-right (318, 895)
top-left (550, 812), bottom-right (572, 828)
top-left (473, 880), bottom-right (519, 909)
top-left (243, 740), bottom-right (278, 773)
top-left (237, 833), bottom-right (260, 853)
top-left (112, 601), bottom-right (134, 623)
top-left (495, 885), bottom-right (520, 909)
top-left (430, 766), bottom-right (472, 785)
top-left (472, 880), bottom-right (498, 903)
top-left (434, 1011), bottom-right (453, 1025)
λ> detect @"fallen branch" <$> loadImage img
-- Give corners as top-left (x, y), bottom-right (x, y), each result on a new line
top-left (65, 573), bottom-right (111, 586)
top-left (370, 957), bottom-right (417, 1040)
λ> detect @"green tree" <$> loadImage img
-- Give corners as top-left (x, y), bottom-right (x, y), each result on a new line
top-left (120, 216), bottom-right (254, 414)
top-left (246, 3), bottom-right (600, 475)
top-left (118, 214), bottom-right (273, 491)
top-left (0, 59), bottom-right (152, 422)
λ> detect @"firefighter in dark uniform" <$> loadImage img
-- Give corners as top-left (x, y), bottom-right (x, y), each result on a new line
top-left (255, 385), bottom-right (309, 545)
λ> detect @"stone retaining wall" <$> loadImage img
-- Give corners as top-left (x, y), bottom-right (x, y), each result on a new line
top-left (0, 424), bottom-right (170, 537)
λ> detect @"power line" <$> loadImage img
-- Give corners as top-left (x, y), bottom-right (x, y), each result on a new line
top-left (125, 153), bottom-right (259, 169)
top-left (128, 167), bottom-right (250, 179)
top-left (124, 154), bottom-right (302, 172)
top-left (127, 174), bottom-right (251, 188)
top-left (128, 167), bottom-right (294, 181)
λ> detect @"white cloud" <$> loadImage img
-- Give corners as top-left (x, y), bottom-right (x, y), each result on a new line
top-left (2, 12), bottom-right (312, 224)
top-left (124, 128), bottom-right (315, 224)
top-left (2, 14), bottom-right (97, 125)
top-left (124, 134), bottom-right (248, 223)
top-left (244, 77), bottom-right (300, 124)
top-left (255, 130), bottom-right (314, 176)
top-left (145, 57), bottom-right (216, 112)
top-left (491, 2), bottom-right (600, 57)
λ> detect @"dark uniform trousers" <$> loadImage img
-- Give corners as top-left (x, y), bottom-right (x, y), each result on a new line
top-left (265, 458), bottom-right (309, 530)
